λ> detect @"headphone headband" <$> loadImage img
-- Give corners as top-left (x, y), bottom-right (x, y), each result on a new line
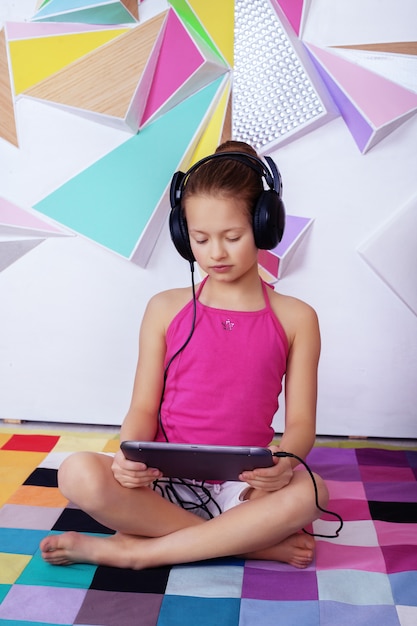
top-left (170, 152), bottom-right (282, 208)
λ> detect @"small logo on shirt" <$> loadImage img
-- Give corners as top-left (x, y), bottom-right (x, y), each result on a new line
top-left (222, 319), bottom-right (235, 331)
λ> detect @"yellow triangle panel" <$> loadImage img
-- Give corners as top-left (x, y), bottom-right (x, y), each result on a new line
top-left (190, 77), bottom-right (232, 164)
top-left (187, 0), bottom-right (234, 66)
top-left (10, 27), bottom-right (128, 95)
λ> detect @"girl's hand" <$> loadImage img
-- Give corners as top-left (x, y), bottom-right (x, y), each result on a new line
top-left (111, 449), bottom-right (162, 488)
top-left (239, 445), bottom-right (293, 492)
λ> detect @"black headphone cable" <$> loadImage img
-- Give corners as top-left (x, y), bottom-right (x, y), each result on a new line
top-left (273, 451), bottom-right (343, 538)
top-left (158, 261), bottom-right (197, 442)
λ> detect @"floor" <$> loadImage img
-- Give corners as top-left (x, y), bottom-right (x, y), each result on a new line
top-left (1, 419), bottom-right (416, 448)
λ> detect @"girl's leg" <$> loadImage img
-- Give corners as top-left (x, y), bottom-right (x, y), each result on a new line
top-left (133, 470), bottom-right (326, 568)
top-left (41, 466), bottom-right (327, 569)
top-left (52, 451), bottom-right (206, 536)
top-left (40, 450), bottom-right (207, 565)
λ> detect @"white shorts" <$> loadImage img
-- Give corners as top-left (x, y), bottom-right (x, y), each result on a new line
top-left (152, 478), bottom-right (250, 520)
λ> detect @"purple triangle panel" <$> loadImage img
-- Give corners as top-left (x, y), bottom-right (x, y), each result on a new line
top-left (306, 47), bottom-right (373, 153)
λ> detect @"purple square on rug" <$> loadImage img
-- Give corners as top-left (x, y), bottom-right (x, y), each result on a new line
top-left (306, 448), bottom-right (362, 481)
top-left (242, 567), bottom-right (318, 601)
top-left (319, 600), bottom-right (401, 626)
top-left (406, 451), bottom-right (417, 467)
top-left (240, 598), bottom-right (320, 626)
top-left (356, 449), bottom-right (409, 468)
top-left (75, 589), bottom-right (163, 626)
top-left (0, 584), bottom-right (87, 624)
top-left (308, 447), bottom-right (358, 467)
top-left (364, 481), bottom-right (417, 503)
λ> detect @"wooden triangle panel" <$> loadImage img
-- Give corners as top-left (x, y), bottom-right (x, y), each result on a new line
top-left (0, 29), bottom-right (18, 146)
top-left (121, 0), bottom-right (139, 21)
top-left (25, 13), bottom-right (167, 120)
top-left (332, 42), bottom-right (417, 56)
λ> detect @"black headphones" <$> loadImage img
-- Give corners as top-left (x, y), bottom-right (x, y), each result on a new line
top-left (169, 151), bottom-right (286, 263)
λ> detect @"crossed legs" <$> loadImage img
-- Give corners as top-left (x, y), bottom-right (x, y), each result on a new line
top-left (40, 451), bottom-right (328, 569)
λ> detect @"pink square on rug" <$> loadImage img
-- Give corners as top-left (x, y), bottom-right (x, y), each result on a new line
top-left (316, 542), bottom-right (386, 573)
top-left (325, 480), bottom-right (367, 501)
top-left (321, 498), bottom-right (371, 522)
top-left (374, 521), bottom-right (417, 547)
top-left (359, 465), bottom-right (416, 483)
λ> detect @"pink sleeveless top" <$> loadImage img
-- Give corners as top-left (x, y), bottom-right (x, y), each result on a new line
top-left (156, 277), bottom-right (288, 447)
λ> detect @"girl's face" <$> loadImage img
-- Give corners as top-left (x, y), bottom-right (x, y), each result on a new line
top-left (184, 194), bottom-right (258, 282)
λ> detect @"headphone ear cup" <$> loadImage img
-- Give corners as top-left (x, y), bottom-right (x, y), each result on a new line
top-left (170, 171), bottom-right (185, 210)
top-left (253, 190), bottom-right (286, 249)
top-left (169, 170), bottom-right (195, 263)
top-left (169, 203), bottom-right (195, 263)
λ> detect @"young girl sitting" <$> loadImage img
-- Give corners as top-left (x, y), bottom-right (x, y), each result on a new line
top-left (40, 140), bottom-right (327, 570)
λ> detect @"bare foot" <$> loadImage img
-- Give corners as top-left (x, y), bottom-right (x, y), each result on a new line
top-left (40, 530), bottom-right (315, 570)
top-left (40, 532), bottom-right (148, 569)
top-left (244, 533), bottom-right (315, 568)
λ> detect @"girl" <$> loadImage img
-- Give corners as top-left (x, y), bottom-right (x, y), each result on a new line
top-left (40, 141), bottom-right (327, 570)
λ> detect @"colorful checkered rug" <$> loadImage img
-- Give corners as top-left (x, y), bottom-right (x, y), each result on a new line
top-left (0, 429), bottom-right (416, 625)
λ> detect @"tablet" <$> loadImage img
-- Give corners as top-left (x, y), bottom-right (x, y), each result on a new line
top-left (120, 441), bottom-right (274, 481)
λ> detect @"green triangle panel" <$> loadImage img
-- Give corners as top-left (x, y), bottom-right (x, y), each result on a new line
top-left (168, 0), bottom-right (224, 64)
top-left (34, 77), bottom-right (224, 259)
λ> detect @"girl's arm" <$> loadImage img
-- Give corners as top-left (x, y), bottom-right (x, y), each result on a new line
top-left (278, 299), bottom-right (321, 463)
top-left (240, 297), bottom-right (320, 491)
top-left (112, 293), bottom-right (170, 488)
top-left (120, 293), bottom-right (168, 443)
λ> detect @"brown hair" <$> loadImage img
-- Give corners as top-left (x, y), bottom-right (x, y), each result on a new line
top-left (182, 141), bottom-right (264, 217)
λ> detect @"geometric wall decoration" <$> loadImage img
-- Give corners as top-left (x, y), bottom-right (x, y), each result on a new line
top-left (168, 0), bottom-right (229, 66)
top-left (275, 0), bottom-right (311, 38)
top-left (232, 0), bottom-right (338, 153)
top-left (182, 0), bottom-right (235, 66)
top-left (8, 23), bottom-right (130, 95)
top-left (9, 7), bottom-right (229, 135)
top-left (33, 76), bottom-right (228, 267)
top-left (187, 75), bottom-right (232, 166)
top-left (306, 43), bottom-right (417, 153)
top-left (258, 215), bottom-right (314, 279)
top-left (4, 0), bottom-right (413, 276)
top-left (0, 196), bottom-right (69, 272)
top-left (358, 194), bottom-right (417, 316)
top-left (31, 0), bottom-right (139, 25)
top-left (23, 14), bottom-right (168, 133)
top-left (0, 197), bottom-right (67, 238)
top-left (139, 9), bottom-right (228, 127)
top-left (332, 42), bottom-right (417, 56)
top-left (329, 45), bottom-right (417, 95)
top-left (0, 28), bottom-right (17, 146)
top-left (0, 239), bottom-right (45, 272)
top-left (0, 1), bottom-right (236, 271)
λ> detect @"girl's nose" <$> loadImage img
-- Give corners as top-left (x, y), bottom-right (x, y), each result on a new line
top-left (210, 240), bottom-right (226, 260)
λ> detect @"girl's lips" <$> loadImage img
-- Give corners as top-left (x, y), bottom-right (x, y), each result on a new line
top-left (211, 265), bottom-right (232, 273)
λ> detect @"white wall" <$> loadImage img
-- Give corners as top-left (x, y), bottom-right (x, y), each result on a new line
top-left (1, 0), bottom-right (417, 438)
